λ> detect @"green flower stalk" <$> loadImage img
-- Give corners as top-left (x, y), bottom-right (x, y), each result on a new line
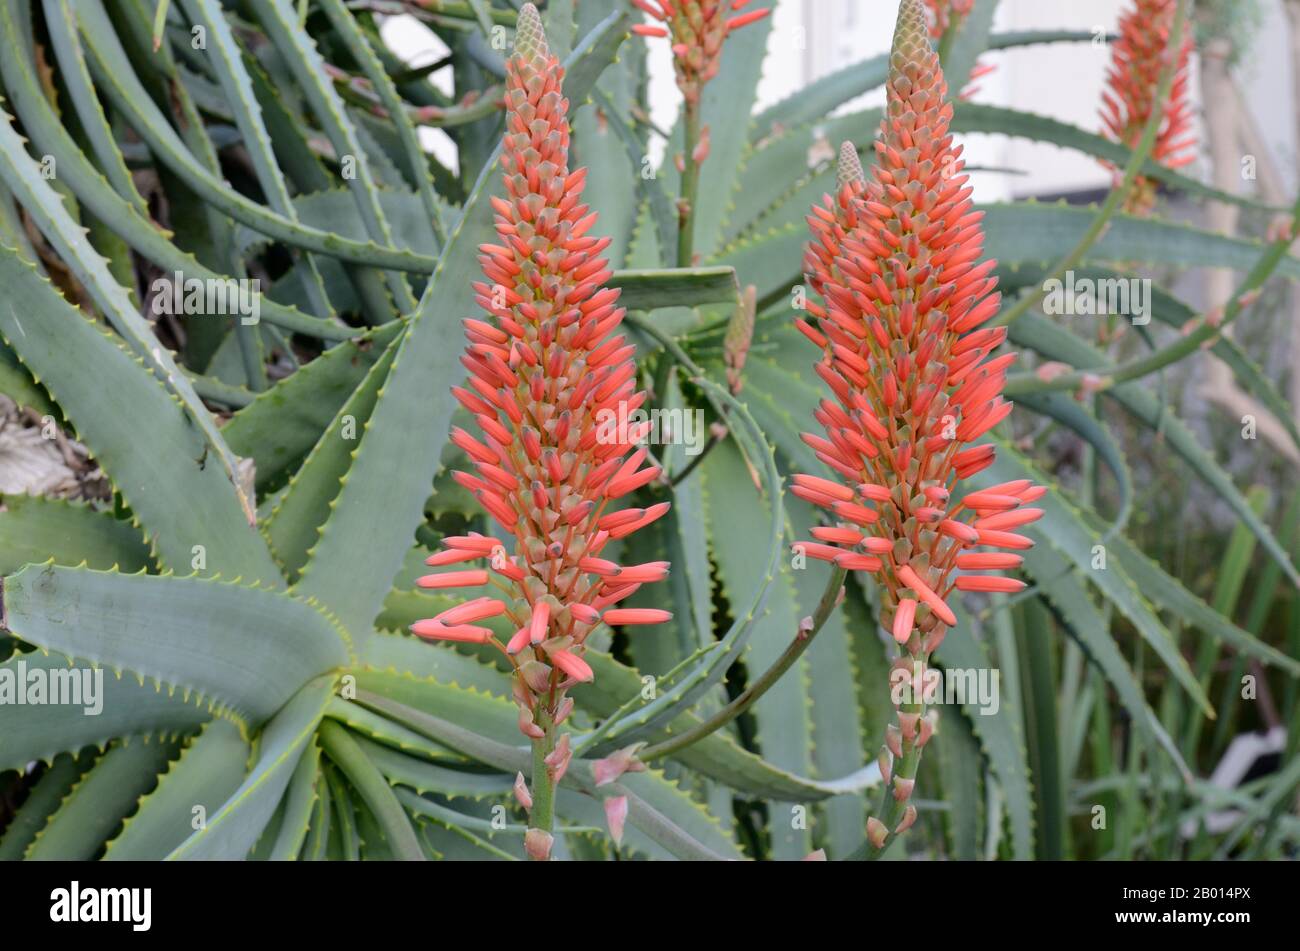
top-left (629, 0), bottom-right (771, 265)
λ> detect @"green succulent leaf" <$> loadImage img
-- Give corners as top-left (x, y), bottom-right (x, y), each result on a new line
top-left (970, 444), bottom-right (1214, 717)
top-left (1008, 311), bottom-right (1300, 590)
top-left (0, 251), bottom-right (280, 581)
top-left (937, 625), bottom-right (1034, 860)
top-left (167, 675), bottom-right (336, 859)
top-left (0, 495), bottom-right (153, 575)
top-left (0, 750), bottom-right (95, 859)
top-left (104, 718), bottom-right (252, 860)
top-left (0, 651), bottom-right (223, 772)
top-left (1, 563), bottom-right (351, 724)
top-left (25, 735), bottom-right (183, 860)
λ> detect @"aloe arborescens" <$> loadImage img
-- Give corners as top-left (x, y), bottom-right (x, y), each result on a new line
top-left (411, 4), bottom-right (670, 859)
top-left (793, 0), bottom-right (1043, 853)
top-left (0, 0), bottom-right (1294, 867)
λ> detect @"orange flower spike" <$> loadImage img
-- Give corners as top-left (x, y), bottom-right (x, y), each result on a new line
top-left (798, 143), bottom-right (869, 350)
top-left (629, 0), bottom-right (771, 106)
top-left (1100, 0), bottom-right (1196, 213)
top-left (412, 5), bottom-right (670, 736)
top-left (792, 0), bottom-right (1040, 851)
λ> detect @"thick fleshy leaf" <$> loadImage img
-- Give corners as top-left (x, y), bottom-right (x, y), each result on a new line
top-left (167, 676), bottom-right (336, 860)
top-left (1, 564), bottom-right (351, 724)
top-left (0, 244), bottom-right (278, 581)
top-left (104, 718), bottom-right (252, 860)
top-left (0, 651), bottom-right (221, 772)
top-left (0, 495), bottom-right (153, 575)
top-left (25, 736), bottom-right (183, 860)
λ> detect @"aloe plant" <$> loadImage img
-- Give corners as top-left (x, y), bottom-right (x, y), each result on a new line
top-left (0, 0), bottom-right (1297, 862)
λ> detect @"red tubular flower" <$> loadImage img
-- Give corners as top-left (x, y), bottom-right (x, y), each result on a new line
top-left (1100, 0), bottom-right (1196, 213)
top-left (413, 5), bottom-right (670, 735)
top-left (793, 0), bottom-right (1041, 848)
top-left (630, 1), bottom-right (771, 108)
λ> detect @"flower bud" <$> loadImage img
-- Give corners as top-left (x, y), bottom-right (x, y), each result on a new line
top-left (789, 0), bottom-right (1047, 820)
